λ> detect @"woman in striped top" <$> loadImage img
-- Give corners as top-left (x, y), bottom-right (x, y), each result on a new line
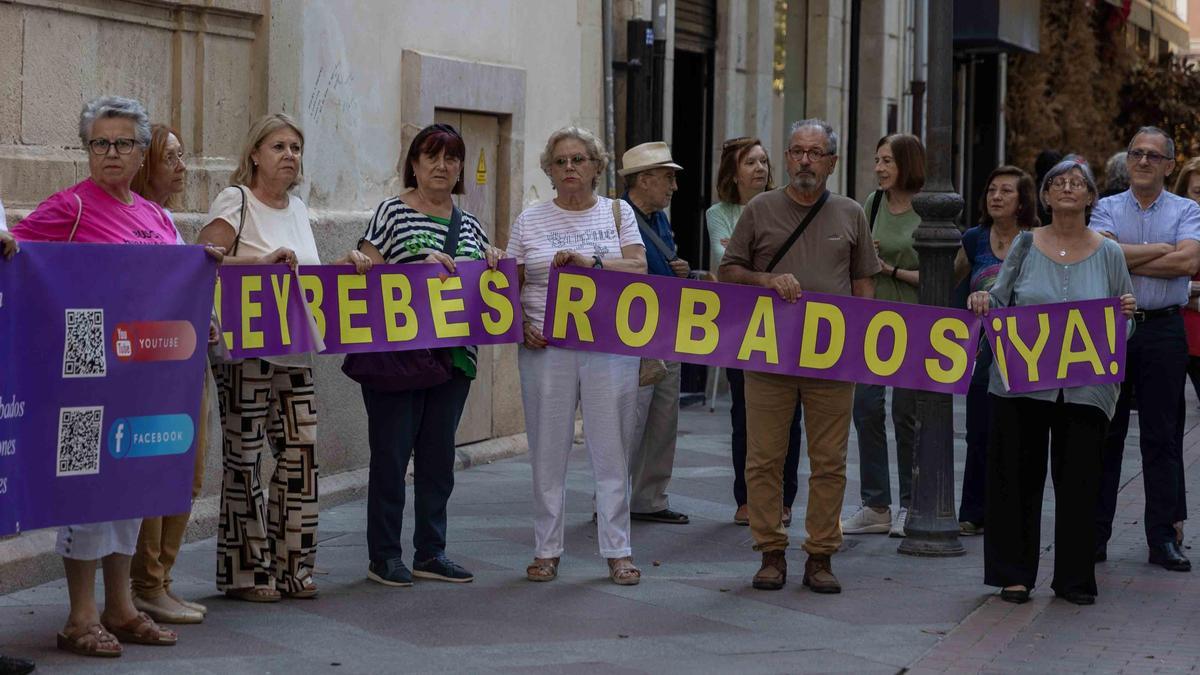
top-left (355, 123), bottom-right (504, 588)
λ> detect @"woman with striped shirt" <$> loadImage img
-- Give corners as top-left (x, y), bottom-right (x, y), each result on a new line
top-left (355, 123), bottom-right (504, 588)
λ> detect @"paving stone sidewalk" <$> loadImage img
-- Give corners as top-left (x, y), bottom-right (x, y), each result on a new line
top-left (0, 392), bottom-right (1196, 673)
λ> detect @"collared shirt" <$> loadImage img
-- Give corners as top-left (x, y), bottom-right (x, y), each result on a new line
top-left (623, 193), bottom-right (677, 277)
top-left (1089, 188), bottom-right (1200, 309)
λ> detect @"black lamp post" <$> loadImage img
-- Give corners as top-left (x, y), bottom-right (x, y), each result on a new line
top-left (898, 0), bottom-right (966, 557)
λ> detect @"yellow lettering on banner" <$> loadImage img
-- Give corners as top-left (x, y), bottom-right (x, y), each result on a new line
top-left (1006, 314), bottom-right (1050, 382)
top-left (214, 277), bottom-right (234, 350)
top-left (615, 282), bottom-right (658, 347)
top-left (337, 274), bottom-right (373, 344)
top-left (737, 296), bottom-right (779, 364)
top-left (1056, 309), bottom-right (1105, 378)
top-left (380, 274), bottom-right (418, 341)
top-left (863, 311), bottom-right (908, 376)
top-left (427, 276), bottom-right (471, 338)
top-left (797, 302), bottom-right (845, 370)
top-left (674, 288), bottom-right (721, 355)
top-left (269, 275), bottom-right (292, 346)
top-left (552, 273), bottom-right (597, 342)
top-left (240, 275), bottom-right (264, 349)
top-left (479, 270), bottom-right (515, 336)
top-left (925, 318), bottom-right (970, 383)
top-left (299, 275), bottom-right (326, 339)
top-left (991, 318), bottom-right (1010, 388)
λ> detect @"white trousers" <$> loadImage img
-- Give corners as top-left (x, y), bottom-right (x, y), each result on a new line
top-left (519, 346), bottom-right (640, 558)
top-left (56, 519), bottom-right (140, 560)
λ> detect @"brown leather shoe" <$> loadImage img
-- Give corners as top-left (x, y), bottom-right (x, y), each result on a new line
top-left (802, 554), bottom-right (841, 594)
top-left (733, 504), bottom-right (749, 526)
top-left (752, 550), bottom-right (787, 590)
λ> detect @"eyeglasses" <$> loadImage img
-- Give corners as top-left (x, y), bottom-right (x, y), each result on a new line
top-left (164, 150), bottom-right (186, 168)
top-left (786, 146), bottom-right (829, 162)
top-left (1049, 178), bottom-right (1088, 191)
top-left (1128, 149), bottom-right (1169, 164)
top-left (552, 155), bottom-right (594, 168)
top-left (88, 138), bottom-right (138, 155)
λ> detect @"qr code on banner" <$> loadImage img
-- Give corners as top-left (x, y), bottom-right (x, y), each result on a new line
top-left (62, 309), bottom-right (106, 378)
top-left (56, 406), bottom-right (103, 477)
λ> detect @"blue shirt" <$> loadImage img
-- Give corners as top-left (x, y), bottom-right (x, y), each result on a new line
top-left (1089, 188), bottom-right (1200, 309)
top-left (624, 194), bottom-right (677, 277)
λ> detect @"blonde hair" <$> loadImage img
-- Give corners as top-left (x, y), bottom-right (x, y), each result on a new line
top-left (230, 113), bottom-right (305, 188)
top-left (539, 126), bottom-right (609, 189)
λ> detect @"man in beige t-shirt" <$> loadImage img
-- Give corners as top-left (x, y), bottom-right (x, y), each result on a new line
top-left (720, 119), bottom-right (879, 594)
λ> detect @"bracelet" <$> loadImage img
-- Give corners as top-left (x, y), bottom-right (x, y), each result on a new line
top-left (891, 266), bottom-right (899, 279)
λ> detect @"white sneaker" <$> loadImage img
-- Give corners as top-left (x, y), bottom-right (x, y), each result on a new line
top-left (842, 505), bottom-right (892, 534)
top-left (889, 506), bottom-right (909, 538)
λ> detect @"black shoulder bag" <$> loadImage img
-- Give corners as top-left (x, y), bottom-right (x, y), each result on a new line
top-left (765, 190), bottom-right (830, 273)
top-left (868, 190), bottom-right (883, 232)
top-left (340, 206), bottom-right (462, 392)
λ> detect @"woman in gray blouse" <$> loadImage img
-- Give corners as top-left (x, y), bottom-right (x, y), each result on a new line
top-left (968, 159), bottom-right (1136, 607)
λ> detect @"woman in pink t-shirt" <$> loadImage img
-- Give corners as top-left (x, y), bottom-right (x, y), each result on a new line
top-left (12, 96), bottom-right (181, 658)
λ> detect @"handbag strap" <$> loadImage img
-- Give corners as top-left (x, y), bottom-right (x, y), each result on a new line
top-left (230, 186), bottom-right (248, 256)
top-left (630, 203), bottom-right (676, 261)
top-left (766, 189), bottom-right (830, 273)
top-left (68, 193), bottom-right (83, 242)
top-left (868, 190), bottom-right (883, 232)
top-left (1004, 231), bottom-right (1034, 306)
top-left (442, 204), bottom-right (463, 257)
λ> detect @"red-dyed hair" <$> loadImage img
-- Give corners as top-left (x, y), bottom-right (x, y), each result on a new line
top-left (402, 123), bottom-right (467, 195)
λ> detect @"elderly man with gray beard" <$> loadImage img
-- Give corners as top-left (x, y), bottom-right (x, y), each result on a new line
top-left (720, 119), bottom-right (879, 594)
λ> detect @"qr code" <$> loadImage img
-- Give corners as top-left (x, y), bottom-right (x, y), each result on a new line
top-left (62, 309), bottom-right (106, 378)
top-left (56, 406), bottom-right (103, 477)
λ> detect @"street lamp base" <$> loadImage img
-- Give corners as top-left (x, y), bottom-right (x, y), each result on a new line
top-left (897, 534), bottom-right (966, 557)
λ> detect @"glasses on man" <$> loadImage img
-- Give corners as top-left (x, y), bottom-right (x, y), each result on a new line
top-left (786, 146), bottom-right (829, 162)
top-left (552, 155), bottom-right (594, 168)
top-left (164, 151), bottom-right (186, 168)
top-left (1048, 177), bottom-right (1088, 192)
top-left (88, 138), bottom-right (138, 155)
top-left (1128, 149), bottom-right (1169, 164)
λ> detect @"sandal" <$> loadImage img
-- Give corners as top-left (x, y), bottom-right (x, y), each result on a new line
top-left (281, 580), bottom-right (319, 599)
top-left (225, 586), bottom-right (281, 603)
top-left (56, 623), bottom-right (122, 658)
top-left (525, 557), bottom-right (559, 582)
top-left (102, 612), bottom-right (177, 646)
top-left (607, 557), bottom-right (641, 586)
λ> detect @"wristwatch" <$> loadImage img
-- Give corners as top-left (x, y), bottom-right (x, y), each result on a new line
top-left (592, 255), bottom-right (604, 269)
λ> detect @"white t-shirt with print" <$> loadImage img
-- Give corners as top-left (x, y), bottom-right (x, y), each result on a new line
top-left (207, 186), bottom-right (320, 265)
top-left (507, 196), bottom-right (643, 328)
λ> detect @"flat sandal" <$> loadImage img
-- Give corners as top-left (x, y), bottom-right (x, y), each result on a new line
top-left (526, 557), bottom-right (559, 582)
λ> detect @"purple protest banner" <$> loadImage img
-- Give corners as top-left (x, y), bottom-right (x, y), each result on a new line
top-left (542, 267), bottom-right (983, 395)
top-left (216, 258), bottom-right (523, 357)
top-left (983, 297), bottom-right (1127, 394)
top-left (0, 243), bottom-right (215, 536)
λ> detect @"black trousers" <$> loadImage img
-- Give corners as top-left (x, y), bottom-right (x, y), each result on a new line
top-left (1096, 314), bottom-right (1188, 549)
top-left (985, 394), bottom-right (1108, 595)
top-left (959, 339), bottom-right (993, 526)
top-left (363, 372), bottom-right (472, 564)
top-left (728, 367), bottom-right (802, 508)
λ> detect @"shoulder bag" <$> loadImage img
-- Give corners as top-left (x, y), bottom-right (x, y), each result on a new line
top-left (616, 200), bottom-right (669, 387)
top-left (340, 206), bottom-right (461, 392)
top-left (765, 190), bottom-right (830, 273)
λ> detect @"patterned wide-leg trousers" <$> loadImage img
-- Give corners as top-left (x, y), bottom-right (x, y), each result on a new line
top-left (213, 358), bottom-right (319, 593)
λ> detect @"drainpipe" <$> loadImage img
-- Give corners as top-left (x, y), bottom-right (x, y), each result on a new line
top-left (603, 0), bottom-right (617, 197)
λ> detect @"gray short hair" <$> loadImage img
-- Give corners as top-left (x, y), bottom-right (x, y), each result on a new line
top-left (540, 126), bottom-right (610, 189)
top-left (1040, 158), bottom-right (1098, 209)
top-left (1104, 151), bottom-right (1130, 192)
top-left (789, 118), bottom-right (839, 156)
top-left (78, 96), bottom-right (151, 148)
top-left (1129, 126), bottom-right (1176, 158)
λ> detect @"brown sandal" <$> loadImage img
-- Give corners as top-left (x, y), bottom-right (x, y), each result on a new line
top-left (281, 579), bottom-right (319, 599)
top-left (526, 557), bottom-right (560, 582)
top-left (607, 557), bottom-right (641, 586)
top-left (56, 623), bottom-right (122, 657)
top-left (102, 612), bottom-right (177, 646)
top-left (225, 586), bottom-right (281, 603)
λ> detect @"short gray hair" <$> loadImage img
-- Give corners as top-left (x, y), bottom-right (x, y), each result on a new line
top-left (78, 96), bottom-right (151, 148)
top-left (1040, 158), bottom-right (1098, 209)
top-left (1129, 126), bottom-right (1176, 158)
top-left (789, 118), bottom-right (839, 156)
top-left (539, 126), bottom-right (610, 189)
top-left (1104, 151), bottom-right (1130, 192)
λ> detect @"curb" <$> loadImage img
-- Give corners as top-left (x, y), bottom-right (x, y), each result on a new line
top-left (0, 429), bottom-right (537, 595)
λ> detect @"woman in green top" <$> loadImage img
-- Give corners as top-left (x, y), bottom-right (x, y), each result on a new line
top-left (705, 137), bottom-right (803, 526)
top-left (842, 134), bottom-right (926, 538)
top-left (355, 124), bottom-right (505, 588)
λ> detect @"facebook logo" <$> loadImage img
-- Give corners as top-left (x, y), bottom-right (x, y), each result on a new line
top-left (109, 419), bottom-right (132, 458)
top-left (106, 415), bottom-right (193, 460)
